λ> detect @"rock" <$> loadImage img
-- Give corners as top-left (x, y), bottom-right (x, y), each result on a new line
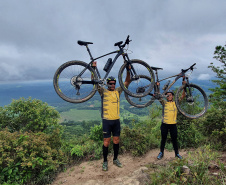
top-left (182, 165), bottom-right (190, 175)
top-left (132, 167), bottom-right (148, 176)
top-left (208, 164), bottom-right (219, 170)
top-left (212, 172), bottom-right (218, 176)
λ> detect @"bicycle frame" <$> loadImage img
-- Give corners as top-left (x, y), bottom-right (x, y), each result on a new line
top-left (151, 68), bottom-right (190, 99)
top-left (76, 45), bottom-right (136, 85)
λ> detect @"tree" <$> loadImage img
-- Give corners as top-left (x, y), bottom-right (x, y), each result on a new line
top-left (208, 44), bottom-right (226, 104)
top-left (0, 97), bottom-right (60, 133)
top-left (204, 44), bottom-right (226, 150)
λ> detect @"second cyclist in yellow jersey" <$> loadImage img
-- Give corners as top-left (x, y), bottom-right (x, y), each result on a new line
top-left (161, 100), bottom-right (178, 124)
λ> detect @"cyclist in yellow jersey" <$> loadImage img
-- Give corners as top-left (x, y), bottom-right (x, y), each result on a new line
top-left (92, 62), bottom-right (131, 171)
top-left (157, 86), bottom-right (185, 160)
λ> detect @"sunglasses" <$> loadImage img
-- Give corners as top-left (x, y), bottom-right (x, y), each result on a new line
top-left (108, 83), bottom-right (116, 85)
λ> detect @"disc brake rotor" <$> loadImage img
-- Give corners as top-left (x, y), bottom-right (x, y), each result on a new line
top-left (71, 76), bottom-right (82, 87)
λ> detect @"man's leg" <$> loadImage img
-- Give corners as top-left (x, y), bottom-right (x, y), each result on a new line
top-left (112, 119), bottom-right (122, 167)
top-left (113, 136), bottom-right (120, 160)
top-left (103, 138), bottom-right (111, 161)
top-left (169, 124), bottom-right (179, 155)
top-left (158, 123), bottom-right (168, 159)
top-left (160, 123), bottom-right (168, 153)
top-left (102, 119), bottom-right (112, 171)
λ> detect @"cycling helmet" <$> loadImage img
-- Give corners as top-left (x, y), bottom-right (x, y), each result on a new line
top-left (107, 76), bottom-right (116, 83)
top-left (166, 90), bottom-right (174, 96)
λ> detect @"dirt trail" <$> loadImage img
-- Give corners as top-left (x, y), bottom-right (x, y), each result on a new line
top-left (51, 149), bottom-right (188, 185)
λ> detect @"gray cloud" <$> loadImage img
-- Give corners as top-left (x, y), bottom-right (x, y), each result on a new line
top-left (0, 0), bottom-right (225, 82)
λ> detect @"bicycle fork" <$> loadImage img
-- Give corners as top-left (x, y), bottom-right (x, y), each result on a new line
top-left (184, 77), bottom-right (194, 104)
top-left (123, 54), bottom-right (139, 81)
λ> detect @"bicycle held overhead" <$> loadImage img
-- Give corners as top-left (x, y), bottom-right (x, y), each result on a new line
top-left (125, 63), bottom-right (209, 119)
top-left (53, 35), bottom-right (155, 103)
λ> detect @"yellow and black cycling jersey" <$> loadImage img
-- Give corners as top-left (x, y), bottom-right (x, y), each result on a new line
top-left (98, 86), bottom-right (123, 120)
top-left (160, 99), bottom-right (177, 124)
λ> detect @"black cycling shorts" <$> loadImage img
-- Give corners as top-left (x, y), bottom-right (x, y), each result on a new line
top-left (102, 119), bottom-right (120, 138)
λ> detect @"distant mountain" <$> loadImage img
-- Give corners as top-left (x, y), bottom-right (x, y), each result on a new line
top-left (0, 80), bottom-right (63, 107)
top-left (0, 79), bottom-right (215, 107)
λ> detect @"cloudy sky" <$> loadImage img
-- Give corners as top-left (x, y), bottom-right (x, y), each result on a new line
top-left (0, 0), bottom-right (225, 83)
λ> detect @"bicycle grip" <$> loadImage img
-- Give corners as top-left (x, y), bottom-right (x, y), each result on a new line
top-left (126, 35), bottom-right (131, 44)
top-left (190, 63), bottom-right (196, 70)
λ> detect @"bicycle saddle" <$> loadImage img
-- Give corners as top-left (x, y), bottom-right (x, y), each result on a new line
top-left (77, 40), bottom-right (93, 46)
top-left (151, 67), bottom-right (163, 71)
top-left (114, 41), bottom-right (123, 47)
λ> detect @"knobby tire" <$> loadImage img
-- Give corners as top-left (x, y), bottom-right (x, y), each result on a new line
top-left (53, 60), bottom-right (98, 103)
top-left (175, 83), bottom-right (208, 119)
top-left (118, 59), bottom-right (155, 98)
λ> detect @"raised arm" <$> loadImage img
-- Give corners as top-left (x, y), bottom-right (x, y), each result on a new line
top-left (124, 65), bottom-right (131, 88)
top-left (155, 82), bottom-right (165, 106)
top-left (91, 61), bottom-right (103, 94)
top-left (91, 61), bottom-right (97, 80)
top-left (179, 81), bottom-right (186, 101)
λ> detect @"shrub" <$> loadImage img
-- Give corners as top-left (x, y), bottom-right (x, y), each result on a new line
top-left (200, 103), bottom-right (226, 150)
top-left (177, 113), bottom-right (206, 148)
top-left (69, 124), bottom-right (103, 161)
top-left (150, 145), bottom-right (224, 185)
top-left (89, 124), bottom-right (103, 142)
top-left (120, 120), bottom-right (160, 156)
top-left (0, 129), bottom-right (66, 185)
top-left (70, 139), bottom-right (102, 160)
top-left (0, 97), bottom-right (60, 133)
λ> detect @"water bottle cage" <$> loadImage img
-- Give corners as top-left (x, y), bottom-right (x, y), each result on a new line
top-left (103, 58), bottom-right (113, 72)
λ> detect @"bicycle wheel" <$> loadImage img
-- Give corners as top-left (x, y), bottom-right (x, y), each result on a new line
top-left (175, 83), bottom-right (208, 119)
top-left (124, 75), bottom-right (155, 108)
top-left (118, 59), bottom-right (155, 98)
top-left (53, 60), bottom-right (98, 103)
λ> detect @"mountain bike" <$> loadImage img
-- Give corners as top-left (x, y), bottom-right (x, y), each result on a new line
top-left (125, 63), bottom-right (209, 119)
top-left (53, 35), bottom-right (155, 103)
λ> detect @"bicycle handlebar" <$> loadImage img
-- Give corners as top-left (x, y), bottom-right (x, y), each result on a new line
top-left (121, 35), bottom-right (132, 48)
top-left (182, 63), bottom-right (196, 73)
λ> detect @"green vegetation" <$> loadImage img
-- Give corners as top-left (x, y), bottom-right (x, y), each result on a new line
top-left (208, 44), bottom-right (226, 104)
top-left (0, 44), bottom-right (225, 185)
top-left (0, 98), bottom-right (65, 185)
top-left (0, 97), bottom-right (60, 133)
top-left (150, 145), bottom-right (225, 185)
top-left (206, 44), bottom-right (226, 150)
top-left (60, 109), bottom-right (101, 122)
top-left (0, 129), bottom-right (66, 185)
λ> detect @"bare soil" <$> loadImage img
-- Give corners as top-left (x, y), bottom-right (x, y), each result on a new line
top-left (51, 149), bottom-right (188, 185)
